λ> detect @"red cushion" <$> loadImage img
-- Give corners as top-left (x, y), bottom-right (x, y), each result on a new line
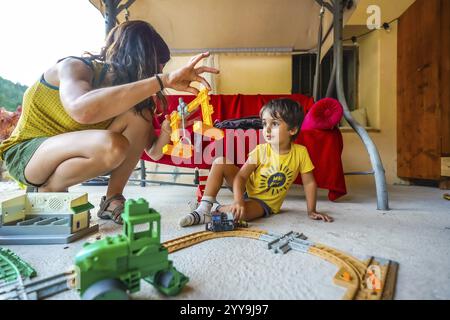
top-left (301, 98), bottom-right (343, 130)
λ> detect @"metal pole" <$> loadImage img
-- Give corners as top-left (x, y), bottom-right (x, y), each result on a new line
top-left (333, 0), bottom-right (389, 210)
top-left (139, 159), bottom-right (146, 187)
top-left (326, 60), bottom-right (336, 97)
top-left (314, 0), bottom-right (334, 14)
top-left (313, 5), bottom-right (325, 101)
top-left (103, 0), bottom-right (117, 35)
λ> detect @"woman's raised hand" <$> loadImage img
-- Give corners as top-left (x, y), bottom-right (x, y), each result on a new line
top-left (162, 52), bottom-right (219, 95)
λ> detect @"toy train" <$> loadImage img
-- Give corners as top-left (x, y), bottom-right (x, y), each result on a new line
top-left (74, 199), bottom-right (188, 300)
top-left (205, 211), bottom-right (248, 232)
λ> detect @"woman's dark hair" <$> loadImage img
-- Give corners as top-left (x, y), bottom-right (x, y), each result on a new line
top-left (87, 20), bottom-right (170, 119)
top-left (259, 98), bottom-right (304, 141)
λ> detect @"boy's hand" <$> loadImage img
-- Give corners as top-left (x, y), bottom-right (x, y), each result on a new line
top-left (231, 200), bottom-right (246, 221)
top-left (308, 211), bottom-right (334, 222)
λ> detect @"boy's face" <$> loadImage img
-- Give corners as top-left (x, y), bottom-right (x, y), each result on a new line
top-left (261, 110), bottom-right (298, 146)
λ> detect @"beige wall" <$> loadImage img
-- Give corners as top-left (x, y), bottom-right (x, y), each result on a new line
top-left (348, 0), bottom-right (415, 25)
top-left (164, 53), bottom-right (292, 95)
top-left (342, 22), bottom-right (400, 185)
top-left (357, 31), bottom-right (380, 128)
top-left (217, 54), bottom-right (291, 94)
top-left (340, 0), bottom-right (415, 185)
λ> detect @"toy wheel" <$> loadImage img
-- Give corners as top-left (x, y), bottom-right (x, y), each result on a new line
top-left (154, 268), bottom-right (187, 296)
top-left (82, 279), bottom-right (129, 300)
top-left (156, 270), bottom-right (176, 289)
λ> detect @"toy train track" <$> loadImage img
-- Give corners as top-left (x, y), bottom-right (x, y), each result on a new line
top-left (1, 228), bottom-right (397, 300)
top-left (309, 244), bottom-right (398, 300)
top-left (162, 229), bottom-right (267, 253)
top-left (0, 271), bottom-right (75, 300)
top-left (0, 248), bottom-right (36, 285)
top-left (0, 248), bottom-right (71, 300)
top-left (162, 229), bottom-right (398, 300)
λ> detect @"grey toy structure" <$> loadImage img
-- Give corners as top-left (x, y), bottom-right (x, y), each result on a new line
top-left (260, 231), bottom-right (313, 254)
top-left (0, 193), bottom-right (99, 244)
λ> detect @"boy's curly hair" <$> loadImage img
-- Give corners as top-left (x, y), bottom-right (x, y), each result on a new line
top-left (259, 98), bottom-right (305, 141)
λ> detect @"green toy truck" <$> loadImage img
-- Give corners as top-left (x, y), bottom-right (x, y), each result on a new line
top-left (74, 198), bottom-right (188, 300)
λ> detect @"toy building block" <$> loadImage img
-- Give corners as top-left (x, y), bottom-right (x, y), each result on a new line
top-left (0, 192), bottom-right (99, 244)
top-left (191, 89), bottom-right (223, 138)
top-left (195, 88), bottom-right (214, 126)
top-left (168, 110), bottom-right (182, 143)
top-left (162, 140), bottom-right (193, 159)
top-left (341, 271), bottom-right (352, 282)
top-left (163, 89), bottom-right (224, 158)
top-left (75, 198), bottom-right (188, 300)
top-left (193, 120), bottom-right (224, 139)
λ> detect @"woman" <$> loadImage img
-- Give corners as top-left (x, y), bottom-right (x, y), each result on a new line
top-left (0, 20), bottom-right (219, 224)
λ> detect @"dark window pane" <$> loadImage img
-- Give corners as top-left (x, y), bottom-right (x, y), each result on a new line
top-left (292, 47), bottom-right (358, 111)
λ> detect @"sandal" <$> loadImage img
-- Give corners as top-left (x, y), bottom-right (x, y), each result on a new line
top-left (97, 194), bottom-right (126, 225)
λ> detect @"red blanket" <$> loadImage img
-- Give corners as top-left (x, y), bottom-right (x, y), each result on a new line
top-left (141, 94), bottom-right (347, 201)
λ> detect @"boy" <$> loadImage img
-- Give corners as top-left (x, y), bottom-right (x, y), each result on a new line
top-left (179, 98), bottom-right (333, 227)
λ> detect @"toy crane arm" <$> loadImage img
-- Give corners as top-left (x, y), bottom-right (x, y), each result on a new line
top-left (163, 89), bottom-right (223, 159)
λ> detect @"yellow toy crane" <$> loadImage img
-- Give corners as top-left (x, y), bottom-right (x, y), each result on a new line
top-left (162, 89), bottom-right (224, 158)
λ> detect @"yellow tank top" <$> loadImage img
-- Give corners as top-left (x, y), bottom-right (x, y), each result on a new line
top-left (0, 57), bottom-right (113, 160)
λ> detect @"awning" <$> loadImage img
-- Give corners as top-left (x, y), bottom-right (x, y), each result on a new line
top-left (89, 0), bottom-right (358, 54)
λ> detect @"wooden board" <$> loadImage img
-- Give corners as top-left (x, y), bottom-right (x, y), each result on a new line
top-left (441, 0), bottom-right (450, 155)
top-left (442, 158), bottom-right (450, 177)
top-left (397, 0), bottom-right (442, 179)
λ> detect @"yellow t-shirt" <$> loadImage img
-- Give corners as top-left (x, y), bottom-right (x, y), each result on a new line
top-left (0, 57), bottom-right (112, 160)
top-left (245, 143), bottom-right (315, 214)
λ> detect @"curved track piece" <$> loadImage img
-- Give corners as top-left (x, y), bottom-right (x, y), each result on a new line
top-left (162, 229), bottom-right (266, 253)
top-left (0, 248), bottom-right (36, 284)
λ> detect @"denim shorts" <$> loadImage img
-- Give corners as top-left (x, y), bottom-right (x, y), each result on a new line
top-left (244, 193), bottom-right (273, 217)
top-left (2, 137), bottom-right (48, 187)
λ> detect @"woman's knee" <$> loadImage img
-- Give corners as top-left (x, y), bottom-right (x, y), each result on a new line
top-left (97, 131), bottom-right (130, 168)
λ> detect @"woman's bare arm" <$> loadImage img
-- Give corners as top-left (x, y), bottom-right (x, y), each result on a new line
top-left (58, 52), bottom-right (219, 125)
top-left (58, 59), bottom-right (164, 124)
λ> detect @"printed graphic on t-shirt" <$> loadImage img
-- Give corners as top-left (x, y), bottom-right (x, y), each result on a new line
top-left (260, 164), bottom-right (295, 195)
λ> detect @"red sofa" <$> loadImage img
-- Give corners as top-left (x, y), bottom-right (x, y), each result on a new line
top-left (141, 94), bottom-right (347, 201)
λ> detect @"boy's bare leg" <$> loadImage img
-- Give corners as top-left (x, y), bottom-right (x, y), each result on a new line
top-left (203, 157), bottom-right (240, 196)
top-left (179, 157), bottom-right (239, 227)
top-left (216, 199), bottom-right (265, 222)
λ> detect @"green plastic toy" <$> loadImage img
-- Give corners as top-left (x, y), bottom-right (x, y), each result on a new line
top-left (0, 248), bottom-right (37, 284)
top-left (74, 198), bottom-right (188, 300)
